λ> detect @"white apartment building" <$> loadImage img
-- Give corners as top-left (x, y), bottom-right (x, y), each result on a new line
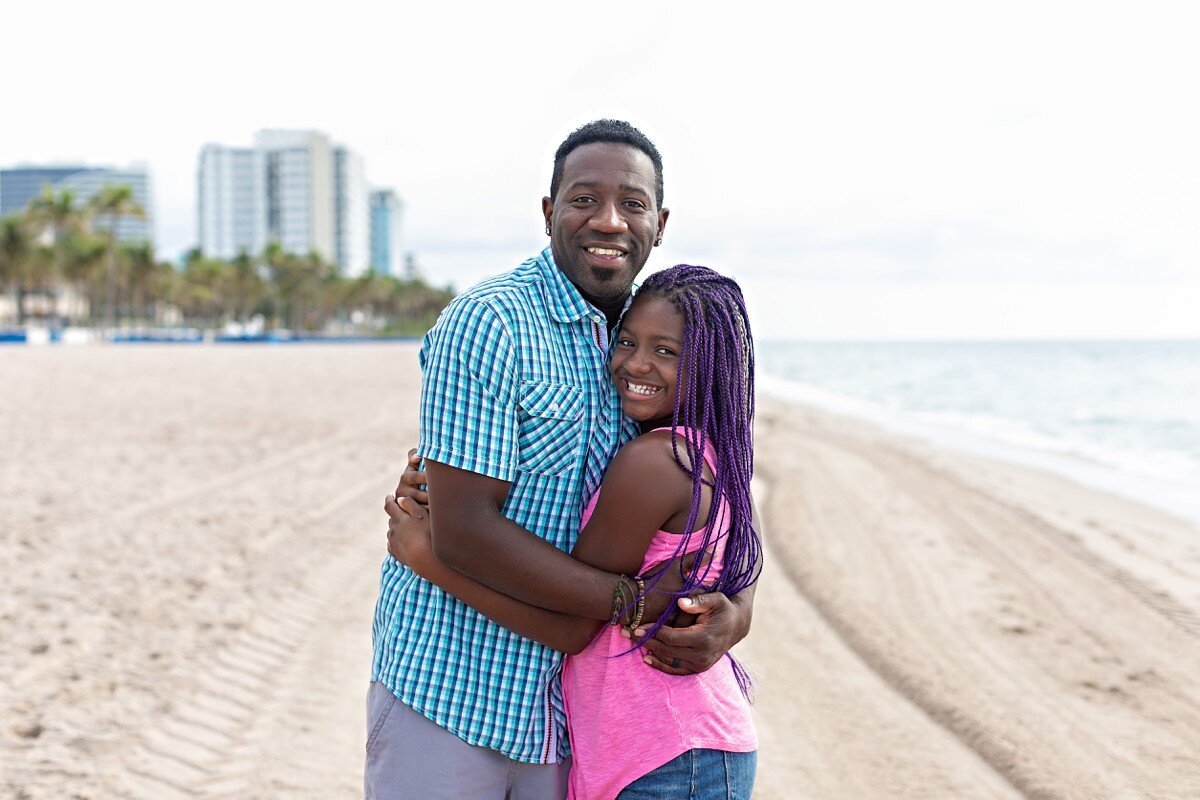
top-left (256, 129), bottom-right (335, 264)
top-left (197, 145), bottom-right (267, 259)
top-left (335, 147), bottom-right (370, 277)
top-left (198, 129), bottom-right (381, 273)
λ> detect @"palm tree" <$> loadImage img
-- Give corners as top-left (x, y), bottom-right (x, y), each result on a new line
top-left (62, 232), bottom-right (106, 323)
top-left (227, 250), bottom-right (266, 325)
top-left (26, 187), bottom-right (87, 325)
top-left (89, 185), bottom-right (146, 331)
top-left (0, 216), bottom-right (34, 325)
top-left (123, 242), bottom-right (157, 324)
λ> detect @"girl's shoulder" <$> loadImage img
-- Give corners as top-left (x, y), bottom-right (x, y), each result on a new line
top-left (613, 428), bottom-right (710, 483)
top-left (611, 429), bottom-right (684, 474)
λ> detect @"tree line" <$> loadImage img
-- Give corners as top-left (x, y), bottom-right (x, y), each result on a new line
top-left (0, 185), bottom-right (454, 337)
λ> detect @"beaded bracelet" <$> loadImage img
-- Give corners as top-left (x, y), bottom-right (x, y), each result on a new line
top-left (609, 575), bottom-right (647, 628)
top-left (627, 576), bottom-right (646, 630)
top-left (609, 575), bottom-right (634, 626)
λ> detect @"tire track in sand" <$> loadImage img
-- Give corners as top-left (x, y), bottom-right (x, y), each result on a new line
top-left (755, 408), bottom-right (1200, 799)
top-left (107, 471), bottom-right (387, 799)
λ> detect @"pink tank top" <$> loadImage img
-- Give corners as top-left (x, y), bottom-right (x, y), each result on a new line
top-left (562, 428), bottom-right (757, 800)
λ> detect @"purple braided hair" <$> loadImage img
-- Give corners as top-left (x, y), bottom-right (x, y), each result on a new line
top-left (631, 264), bottom-right (762, 695)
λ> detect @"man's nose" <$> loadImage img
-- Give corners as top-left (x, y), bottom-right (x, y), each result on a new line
top-left (588, 201), bottom-right (627, 232)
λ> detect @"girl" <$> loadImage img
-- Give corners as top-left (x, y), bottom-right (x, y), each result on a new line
top-left (389, 265), bottom-right (761, 799)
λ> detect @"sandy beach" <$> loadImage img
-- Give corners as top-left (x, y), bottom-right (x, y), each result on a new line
top-left (3, 343), bottom-right (1200, 799)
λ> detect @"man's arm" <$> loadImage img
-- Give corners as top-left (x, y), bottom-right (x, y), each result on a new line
top-left (425, 458), bottom-right (683, 623)
top-left (386, 494), bottom-right (604, 654)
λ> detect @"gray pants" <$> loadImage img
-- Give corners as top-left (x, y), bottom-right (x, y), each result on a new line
top-left (364, 682), bottom-right (571, 800)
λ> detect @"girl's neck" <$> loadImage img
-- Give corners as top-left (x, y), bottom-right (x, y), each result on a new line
top-left (639, 416), bottom-right (673, 436)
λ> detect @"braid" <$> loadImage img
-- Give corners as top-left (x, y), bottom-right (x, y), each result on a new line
top-left (632, 265), bottom-right (762, 695)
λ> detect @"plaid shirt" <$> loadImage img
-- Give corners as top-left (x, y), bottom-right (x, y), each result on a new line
top-left (371, 248), bottom-right (638, 763)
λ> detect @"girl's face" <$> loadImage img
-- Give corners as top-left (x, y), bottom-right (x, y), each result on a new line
top-left (610, 294), bottom-right (684, 429)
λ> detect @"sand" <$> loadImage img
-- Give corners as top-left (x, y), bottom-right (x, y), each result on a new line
top-left (2, 344), bottom-right (1199, 799)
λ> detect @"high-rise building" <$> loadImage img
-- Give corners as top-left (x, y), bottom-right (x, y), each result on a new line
top-left (256, 129), bottom-right (335, 264)
top-left (0, 164), bottom-right (153, 243)
top-left (197, 145), bottom-right (267, 260)
top-left (370, 189), bottom-right (405, 277)
top-left (197, 130), bottom-right (384, 274)
top-left (335, 147), bottom-right (370, 277)
top-left (1, 166), bottom-right (98, 216)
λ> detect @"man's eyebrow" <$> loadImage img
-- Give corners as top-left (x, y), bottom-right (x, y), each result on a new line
top-left (566, 180), bottom-right (651, 196)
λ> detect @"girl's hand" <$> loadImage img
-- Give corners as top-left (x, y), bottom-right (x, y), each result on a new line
top-left (392, 447), bottom-right (430, 505)
top-left (384, 494), bottom-right (433, 572)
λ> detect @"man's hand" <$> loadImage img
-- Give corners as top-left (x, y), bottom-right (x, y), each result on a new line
top-left (393, 447), bottom-right (429, 505)
top-left (629, 549), bottom-right (712, 626)
top-left (633, 592), bottom-right (749, 676)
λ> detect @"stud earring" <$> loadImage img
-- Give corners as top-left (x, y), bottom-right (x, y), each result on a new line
top-left (654, 237), bottom-right (663, 247)
top-left (545, 225), bottom-right (551, 236)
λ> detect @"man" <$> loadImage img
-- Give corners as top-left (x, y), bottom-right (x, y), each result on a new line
top-left (366, 120), bottom-right (756, 799)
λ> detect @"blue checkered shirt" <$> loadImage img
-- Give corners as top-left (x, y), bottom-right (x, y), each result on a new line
top-left (371, 248), bottom-right (638, 763)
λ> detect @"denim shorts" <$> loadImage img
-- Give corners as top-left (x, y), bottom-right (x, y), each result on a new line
top-left (617, 749), bottom-right (757, 800)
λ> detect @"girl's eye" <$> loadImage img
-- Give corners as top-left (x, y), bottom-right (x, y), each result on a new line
top-left (617, 337), bottom-right (634, 347)
top-left (656, 347), bottom-right (676, 356)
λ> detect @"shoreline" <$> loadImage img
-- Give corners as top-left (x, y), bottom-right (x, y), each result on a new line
top-left (759, 372), bottom-right (1200, 529)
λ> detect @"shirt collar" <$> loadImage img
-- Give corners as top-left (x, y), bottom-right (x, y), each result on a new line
top-left (536, 246), bottom-right (635, 324)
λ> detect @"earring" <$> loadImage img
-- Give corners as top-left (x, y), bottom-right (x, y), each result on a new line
top-left (546, 225), bottom-right (551, 236)
top-left (654, 237), bottom-right (663, 247)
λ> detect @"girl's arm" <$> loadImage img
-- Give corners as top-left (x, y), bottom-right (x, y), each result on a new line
top-left (569, 430), bottom-right (696, 573)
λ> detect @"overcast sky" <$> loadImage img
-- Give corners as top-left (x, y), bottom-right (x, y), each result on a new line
top-left (2, 0), bottom-right (1197, 339)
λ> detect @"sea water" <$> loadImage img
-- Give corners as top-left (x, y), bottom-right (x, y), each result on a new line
top-left (757, 340), bottom-right (1200, 526)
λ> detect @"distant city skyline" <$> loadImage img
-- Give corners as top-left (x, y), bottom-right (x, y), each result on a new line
top-left (2, 0), bottom-right (1196, 339)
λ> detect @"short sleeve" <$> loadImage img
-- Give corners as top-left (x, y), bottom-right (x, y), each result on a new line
top-left (417, 296), bottom-right (519, 483)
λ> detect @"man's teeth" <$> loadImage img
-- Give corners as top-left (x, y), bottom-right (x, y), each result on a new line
top-left (588, 247), bottom-right (624, 256)
top-left (625, 381), bottom-right (660, 396)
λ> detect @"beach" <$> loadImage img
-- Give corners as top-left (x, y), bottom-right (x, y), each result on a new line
top-left (3, 343), bottom-right (1200, 799)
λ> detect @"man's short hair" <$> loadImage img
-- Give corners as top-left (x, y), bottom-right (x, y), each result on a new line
top-left (550, 120), bottom-right (664, 208)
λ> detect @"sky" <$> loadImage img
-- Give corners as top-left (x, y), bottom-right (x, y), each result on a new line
top-left (1, 0), bottom-right (1197, 340)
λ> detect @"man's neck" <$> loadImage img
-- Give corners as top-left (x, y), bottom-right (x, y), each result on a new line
top-left (593, 298), bottom-right (627, 331)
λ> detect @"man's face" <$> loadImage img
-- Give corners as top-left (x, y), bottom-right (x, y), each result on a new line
top-left (542, 142), bottom-right (669, 312)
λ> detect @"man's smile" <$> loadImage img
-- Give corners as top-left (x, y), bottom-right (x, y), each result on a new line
top-left (583, 244), bottom-right (629, 268)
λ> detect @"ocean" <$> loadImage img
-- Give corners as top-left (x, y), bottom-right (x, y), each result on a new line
top-left (756, 340), bottom-right (1200, 526)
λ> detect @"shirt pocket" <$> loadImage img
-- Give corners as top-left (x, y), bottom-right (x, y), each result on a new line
top-left (517, 381), bottom-right (584, 477)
